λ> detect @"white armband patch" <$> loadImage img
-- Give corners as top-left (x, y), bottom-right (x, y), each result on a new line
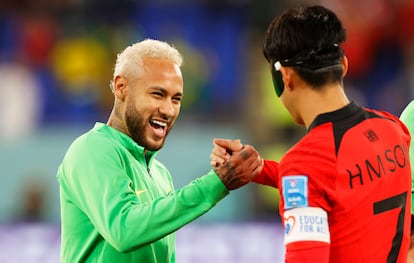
top-left (283, 207), bottom-right (330, 245)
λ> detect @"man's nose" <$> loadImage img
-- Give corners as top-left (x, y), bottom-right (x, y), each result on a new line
top-left (158, 99), bottom-right (176, 117)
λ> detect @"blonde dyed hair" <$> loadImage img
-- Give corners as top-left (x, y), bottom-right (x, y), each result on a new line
top-left (110, 38), bottom-right (183, 92)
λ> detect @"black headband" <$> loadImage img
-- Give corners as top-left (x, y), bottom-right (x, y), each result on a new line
top-left (278, 44), bottom-right (343, 70)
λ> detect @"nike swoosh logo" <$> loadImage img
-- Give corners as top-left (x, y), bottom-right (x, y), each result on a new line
top-left (135, 189), bottom-right (147, 196)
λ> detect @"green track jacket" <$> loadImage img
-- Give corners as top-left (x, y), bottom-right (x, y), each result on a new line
top-left (400, 101), bottom-right (414, 215)
top-left (56, 122), bottom-right (229, 262)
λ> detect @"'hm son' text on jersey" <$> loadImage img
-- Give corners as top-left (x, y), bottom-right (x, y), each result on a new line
top-left (346, 143), bottom-right (408, 189)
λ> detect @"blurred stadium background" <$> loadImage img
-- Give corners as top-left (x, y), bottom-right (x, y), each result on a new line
top-left (1, 0), bottom-right (414, 262)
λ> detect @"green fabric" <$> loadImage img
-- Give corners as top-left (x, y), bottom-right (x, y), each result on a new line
top-left (57, 122), bottom-right (229, 262)
top-left (400, 101), bottom-right (414, 215)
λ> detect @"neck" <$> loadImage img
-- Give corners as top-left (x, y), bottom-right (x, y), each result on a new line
top-left (107, 105), bottom-right (129, 136)
top-left (300, 83), bottom-right (350, 128)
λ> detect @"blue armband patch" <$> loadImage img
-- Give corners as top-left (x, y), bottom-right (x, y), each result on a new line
top-left (282, 175), bottom-right (308, 209)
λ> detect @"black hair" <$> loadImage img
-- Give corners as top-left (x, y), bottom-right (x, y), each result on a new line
top-left (263, 5), bottom-right (347, 87)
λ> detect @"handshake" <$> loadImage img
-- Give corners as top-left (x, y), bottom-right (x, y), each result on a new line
top-left (210, 138), bottom-right (263, 190)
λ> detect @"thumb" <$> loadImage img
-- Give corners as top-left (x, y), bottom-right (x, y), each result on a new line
top-left (213, 138), bottom-right (243, 152)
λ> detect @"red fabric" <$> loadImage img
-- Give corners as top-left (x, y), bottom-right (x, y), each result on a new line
top-left (286, 242), bottom-right (330, 263)
top-left (253, 159), bottom-right (279, 188)
top-left (258, 103), bottom-right (412, 262)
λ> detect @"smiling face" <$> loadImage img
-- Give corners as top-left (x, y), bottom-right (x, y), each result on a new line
top-left (112, 57), bottom-right (183, 151)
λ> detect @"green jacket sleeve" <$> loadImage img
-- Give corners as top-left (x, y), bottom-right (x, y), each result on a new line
top-left (58, 134), bottom-right (229, 253)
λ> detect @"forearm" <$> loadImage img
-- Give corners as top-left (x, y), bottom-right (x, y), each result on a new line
top-left (88, 170), bottom-right (228, 252)
top-left (253, 159), bottom-right (280, 188)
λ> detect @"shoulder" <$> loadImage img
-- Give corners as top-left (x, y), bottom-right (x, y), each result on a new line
top-left (287, 127), bottom-right (335, 160)
top-left (364, 106), bottom-right (403, 126)
top-left (282, 130), bottom-right (336, 177)
top-left (364, 107), bottom-right (411, 139)
top-left (57, 128), bottom-right (125, 184)
top-left (400, 100), bottom-right (414, 120)
top-left (399, 102), bottom-right (414, 135)
top-left (63, 129), bottom-right (121, 165)
top-left (72, 131), bottom-right (111, 150)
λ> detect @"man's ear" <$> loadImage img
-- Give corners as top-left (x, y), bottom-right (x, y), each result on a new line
top-left (280, 66), bottom-right (293, 92)
top-left (341, 56), bottom-right (348, 78)
top-left (113, 75), bottom-right (128, 101)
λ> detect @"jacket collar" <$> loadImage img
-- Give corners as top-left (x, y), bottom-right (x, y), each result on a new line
top-left (92, 122), bottom-right (158, 164)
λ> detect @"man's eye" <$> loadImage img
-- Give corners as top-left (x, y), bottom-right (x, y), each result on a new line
top-left (152, 92), bottom-right (163, 97)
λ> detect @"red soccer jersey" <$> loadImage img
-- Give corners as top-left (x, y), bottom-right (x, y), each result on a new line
top-left (255, 102), bottom-right (412, 263)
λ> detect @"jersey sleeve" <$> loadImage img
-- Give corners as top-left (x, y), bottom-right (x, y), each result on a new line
top-left (283, 207), bottom-right (330, 263)
top-left (285, 242), bottom-right (330, 263)
top-left (57, 135), bottom-right (229, 253)
top-left (278, 131), bottom-right (337, 262)
top-left (253, 159), bottom-right (280, 188)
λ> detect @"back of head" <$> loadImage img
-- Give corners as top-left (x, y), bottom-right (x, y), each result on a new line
top-left (263, 5), bottom-right (347, 87)
top-left (110, 39), bottom-right (183, 92)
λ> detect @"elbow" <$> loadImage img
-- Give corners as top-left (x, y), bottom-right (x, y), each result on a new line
top-left (107, 235), bottom-right (134, 253)
top-left (113, 244), bottom-right (136, 254)
top-left (107, 232), bottom-right (152, 253)
top-left (109, 237), bottom-right (140, 253)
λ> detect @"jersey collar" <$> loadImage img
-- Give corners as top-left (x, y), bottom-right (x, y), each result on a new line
top-left (93, 122), bottom-right (158, 163)
top-left (307, 101), bottom-right (361, 132)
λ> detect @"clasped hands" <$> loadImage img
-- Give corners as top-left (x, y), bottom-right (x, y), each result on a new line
top-left (210, 138), bottom-right (263, 190)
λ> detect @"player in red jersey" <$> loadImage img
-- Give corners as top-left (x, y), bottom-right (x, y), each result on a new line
top-left (210, 5), bottom-right (412, 263)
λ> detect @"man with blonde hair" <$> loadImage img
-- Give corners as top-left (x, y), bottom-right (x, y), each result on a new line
top-left (56, 39), bottom-right (262, 262)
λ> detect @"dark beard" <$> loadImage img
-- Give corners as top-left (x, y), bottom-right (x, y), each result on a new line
top-left (125, 102), bottom-right (165, 151)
